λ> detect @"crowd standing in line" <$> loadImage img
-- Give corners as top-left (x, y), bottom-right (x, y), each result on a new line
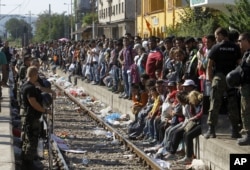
top-left (1, 26), bottom-right (250, 167)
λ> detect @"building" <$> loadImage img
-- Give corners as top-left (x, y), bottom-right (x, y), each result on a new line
top-left (97, 0), bottom-right (136, 39)
top-left (73, 0), bottom-right (92, 40)
top-left (137, 0), bottom-right (188, 38)
top-left (190, 0), bottom-right (234, 11)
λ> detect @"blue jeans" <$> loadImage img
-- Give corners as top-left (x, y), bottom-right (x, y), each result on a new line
top-left (92, 63), bottom-right (99, 83)
top-left (122, 69), bottom-right (131, 97)
top-left (144, 117), bottom-right (155, 138)
top-left (111, 65), bottom-right (119, 91)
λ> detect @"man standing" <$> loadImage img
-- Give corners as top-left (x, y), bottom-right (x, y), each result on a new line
top-left (21, 66), bottom-right (47, 170)
top-left (205, 27), bottom-right (242, 139)
top-left (118, 37), bottom-right (134, 99)
top-left (146, 36), bottom-right (164, 79)
top-left (236, 32), bottom-right (250, 145)
top-left (0, 41), bottom-right (11, 86)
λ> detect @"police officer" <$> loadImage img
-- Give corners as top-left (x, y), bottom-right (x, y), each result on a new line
top-left (236, 32), bottom-right (250, 145)
top-left (21, 66), bottom-right (47, 170)
top-left (18, 54), bottom-right (32, 133)
top-left (205, 27), bottom-right (242, 139)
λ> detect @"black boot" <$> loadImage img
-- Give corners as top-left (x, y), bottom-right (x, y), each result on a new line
top-left (231, 125), bottom-right (242, 139)
top-left (237, 132), bottom-right (250, 146)
top-left (204, 125), bottom-right (216, 139)
top-left (21, 160), bottom-right (33, 170)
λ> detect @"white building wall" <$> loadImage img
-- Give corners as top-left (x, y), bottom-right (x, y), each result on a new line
top-left (98, 0), bottom-right (135, 23)
top-left (97, 0), bottom-right (136, 38)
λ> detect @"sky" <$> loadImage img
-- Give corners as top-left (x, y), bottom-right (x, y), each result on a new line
top-left (0, 0), bottom-right (73, 16)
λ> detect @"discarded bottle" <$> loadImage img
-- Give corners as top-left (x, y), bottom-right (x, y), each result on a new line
top-left (82, 158), bottom-right (89, 165)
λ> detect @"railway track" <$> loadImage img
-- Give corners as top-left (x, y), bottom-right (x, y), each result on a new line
top-left (42, 83), bottom-right (164, 170)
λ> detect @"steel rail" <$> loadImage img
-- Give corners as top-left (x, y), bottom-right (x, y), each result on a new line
top-left (55, 83), bottom-right (164, 170)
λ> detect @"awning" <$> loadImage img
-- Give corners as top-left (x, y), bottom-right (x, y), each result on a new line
top-left (72, 26), bottom-right (92, 34)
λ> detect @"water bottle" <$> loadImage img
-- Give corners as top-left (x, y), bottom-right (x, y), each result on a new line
top-left (205, 80), bottom-right (211, 96)
top-left (246, 55), bottom-right (250, 66)
top-left (37, 139), bottom-right (44, 158)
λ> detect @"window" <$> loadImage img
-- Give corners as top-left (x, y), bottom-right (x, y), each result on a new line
top-left (116, 4), bottom-right (118, 14)
top-left (119, 3), bottom-right (121, 14)
top-left (122, 2), bottom-right (124, 13)
top-left (150, 0), bottom-right (164, 11)
top-left (168, 0), bottom-right (182, 9)
top-left (113, 6), bottom-right (115, 15)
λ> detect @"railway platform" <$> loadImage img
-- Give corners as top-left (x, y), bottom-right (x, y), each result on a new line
top-left (0, 87), bottom-right (15, 170)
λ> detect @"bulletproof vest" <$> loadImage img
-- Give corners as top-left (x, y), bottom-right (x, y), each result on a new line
top-left (21, 82), bottom-right (43, 119)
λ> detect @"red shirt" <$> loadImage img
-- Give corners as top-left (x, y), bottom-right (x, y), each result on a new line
top-left (146, 50), bottom-right (163, 79)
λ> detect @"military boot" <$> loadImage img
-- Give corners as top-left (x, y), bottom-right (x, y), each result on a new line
top-left (237, 132), bottom-right (250, 146)
top-left (231, 125), bottom-right (242, 139)
top-left (204, 125), bottom-right (216, 139)
top-left (21, 160), bottom-right (34, 170)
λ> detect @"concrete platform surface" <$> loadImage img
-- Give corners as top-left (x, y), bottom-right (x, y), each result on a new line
top-left (0, 87), bottom-right (15, 170)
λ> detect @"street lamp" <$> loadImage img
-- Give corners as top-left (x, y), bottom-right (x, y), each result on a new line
top-left (0, 0), bottom-right (6, 17)
top-left (89, 0), bottom-right (96, 39)
top-left (25, 11), bottom-right (35, 44)
top-left (64, 1), bottom-right (73, 40)
top-left (62, 11), bottom-right (67, 38)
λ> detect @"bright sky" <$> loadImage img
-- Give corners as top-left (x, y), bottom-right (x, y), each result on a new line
top-left (0, 0), bottom-right (73, 16)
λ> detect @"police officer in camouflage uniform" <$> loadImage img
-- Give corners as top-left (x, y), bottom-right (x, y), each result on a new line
top-left (21, 66), bottom-right (47, 170)
top-left (204, 27), bottom-right (242, 139)
top-left (237, 32), bottom-right (250, 145)
top-left (18, 54), bottom-right (32, 133)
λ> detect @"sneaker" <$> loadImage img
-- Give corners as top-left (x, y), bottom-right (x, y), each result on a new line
top-left (176, 156), bottom-right (192, 164)
top-left (119, 92), bottom-right (126, 98)
top-left (136, 134), bottom-right (145, 140)
top-left (149, 139), bottom-right (157, 144)
top-left (91, 81), bottom-right (97, 85)
top-left (123, 95), bottom-right (129, 99)
top-left (156, 147), bottom-right (169, 156)
top-left (164, 153), bottom-right (177, 160)
top-left (144, 146), bottom-right (160, 153)
top-left (145, 137), bottom-right (153, 142)
top-left (143, 135), bottom-right (149, 141)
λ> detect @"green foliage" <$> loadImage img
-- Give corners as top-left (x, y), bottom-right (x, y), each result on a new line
top-left (34, 13), bottom-right (70, 42)
top-left (219, 0), bottom-right (250, 32)
top-left (5, 18), bottom-right (32, 39)
top-left (82, 13), bottom-right (98, 26)
top-left (166, 5), bottom-right (220, 37)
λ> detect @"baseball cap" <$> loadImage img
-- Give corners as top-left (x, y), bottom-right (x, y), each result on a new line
top-left (133, 43), bottom-right (142, 50)
top-left (167, 81), bottom-right (177, 87)
top-left (182, 79), bottom-right (196, 86)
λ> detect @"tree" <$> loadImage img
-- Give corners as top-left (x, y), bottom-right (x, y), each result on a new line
top-left (5, 18), bottom-right (32, 39)
top-left (34, 12), bottom-right (70, 42)
top-left (219, 0), bottom-right (250, 32)
top-left (166, 1), bottom-right (220, 37)
top-left (82, 13), bottom-right (98, 27)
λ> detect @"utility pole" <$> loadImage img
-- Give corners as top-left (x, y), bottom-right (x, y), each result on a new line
top-left (64, 1), bottom-right (73, 40)
top-left (107, 0), bottom-right (112, 38)
top-left (62, 11), bottom-right (67, 38)
top-left (70, 0), bottom-right (73, 40)
top-left (49, 4), bottom-right (51, 40)
top-left (90, 0), bottom-right (95, 39)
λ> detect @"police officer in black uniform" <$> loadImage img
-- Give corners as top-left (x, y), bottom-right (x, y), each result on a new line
top-left (205, 27), bottom-right (242, 139)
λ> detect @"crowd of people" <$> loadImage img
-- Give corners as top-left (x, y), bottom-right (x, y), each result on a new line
top-left (1, 26), bottom-right (250, 167)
